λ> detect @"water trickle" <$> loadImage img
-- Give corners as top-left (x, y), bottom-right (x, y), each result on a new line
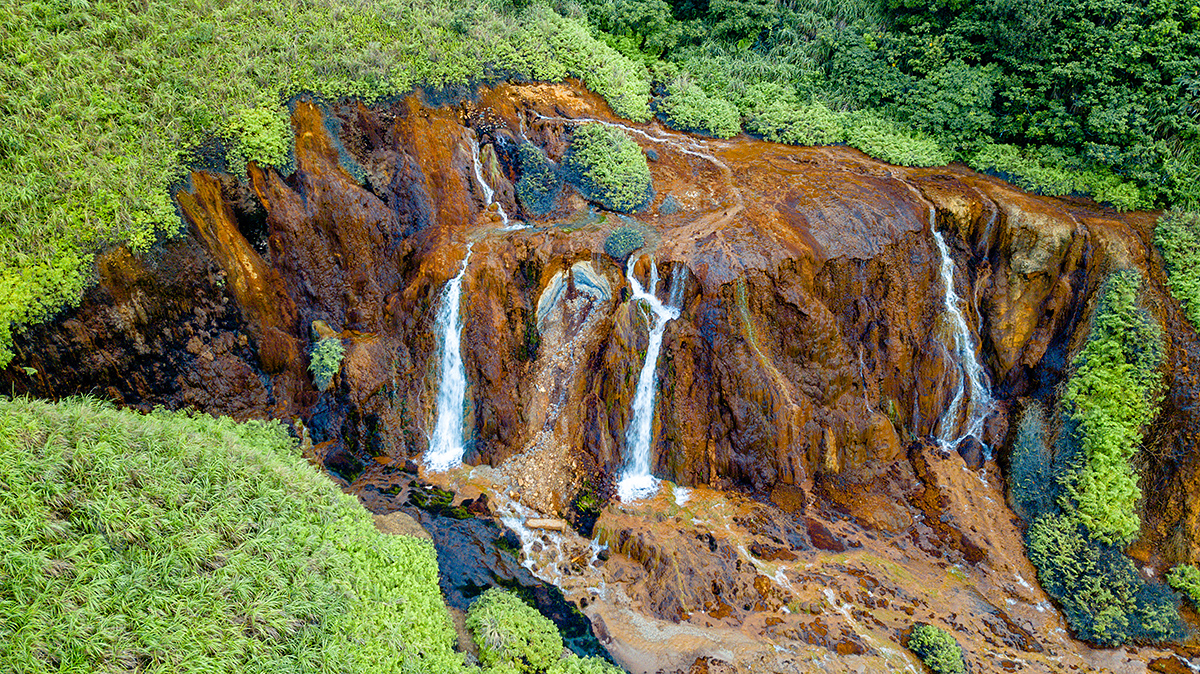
top-left (470, 134), bottom-right (526, 231)
top-left (929, 208), bottom-right (995, 453)
top-left (424, 247), bottom-right (473, 472)
top-left (618, 257), bottom-right (684, 502)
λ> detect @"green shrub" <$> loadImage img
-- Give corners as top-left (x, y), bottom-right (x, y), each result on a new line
top-left (516, 143), bottom-right (563, 216)
top-left (1062, 271), bottom-right (1163, 545)
top-left (1168, 564), bottom-right (1200, 606)
top-left (1026, 513), bottom-right (1185, 646)
top-left (226, 106), bottom-right (294, 178)
top-left (1154, 210), bottom-right (1200, 330)
top-left (657, 75), bottom-right (741, 138)
top-left (466, 589), bottom-right (563, 673)
top-left (548, 655), bottom-right (624, 674)
top-left (604, 226), bottom-right (645, 260)
top-left (309, 336), bottom-right (345, 391)
top-left (842, 111), bottom-right (952, 167)
top-left (969, 144), bottom-right (1149, 211)
top-left (906, 624), bottom-right (965, 674)
top-left (744, 96), bottom-right (844, 146)
top-left (564, 124), bottom-right (653, 213)
top-left (0, 396), bottom-right (469, 673)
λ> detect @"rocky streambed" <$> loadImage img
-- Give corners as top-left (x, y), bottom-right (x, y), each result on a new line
top-left (7, 80), bottom-right (1200, 672)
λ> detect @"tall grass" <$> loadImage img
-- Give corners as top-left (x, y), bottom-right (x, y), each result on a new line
top-left (0, 396), bottom-right (470, 672)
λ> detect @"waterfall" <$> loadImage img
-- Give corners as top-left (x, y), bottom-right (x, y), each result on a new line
top-left (617, 258), bottom-right (684, 502)
top-left (470, 134), bottom-right (525, 231)
top-left (929, 208), bottom-right (994, 453)
top-left (424, 133), bottom-right (519, 472)
top-left (424, 246), bottom-right (473, 472)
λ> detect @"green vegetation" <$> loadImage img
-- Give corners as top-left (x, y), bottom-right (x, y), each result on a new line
top-left (1011, 272), bottom-right (1186, 646)
top-left (547, 655), bottom-right (624, 674)
top-left (1062, 271), bottom-right (1164, 546)
top-left (516, 143), bottom-right (563, 216)
top-left (1026, 513), bottom-right (1185, 646)
top-left (467, 589), bottom-right (563, 673)
top-left (0, 396), bottom-right (470, 672)
top-left (0, 0), bottom-right (653, 367)
top-left (604, 226), bottom-right (646, 260)
top-left (1168, 564), bottom-right (1200, 606)
top-left (579, 0), bottom-right (1197, 210)
top-left (841, 110), bottom-right (951, 167)
top-left (969, 144), bottom-right (1145, 212)
top-left (1006, 401), bottom-right (1057, 523)
top-left (1154, 210), bottom-right (1200, 330)
top-left (564, 124), bottom-right (653, 213)
top-left (309, 336), bottom-right (346, 391)
top-left (905, 624), bottom-right (965, 674)
top-left (656, 75), bottom-right (740, 138)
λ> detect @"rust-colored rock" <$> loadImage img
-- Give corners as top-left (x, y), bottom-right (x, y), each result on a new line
top-left (6, 79), bottom-right (1200, 672)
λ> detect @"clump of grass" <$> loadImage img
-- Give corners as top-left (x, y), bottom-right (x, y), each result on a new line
top-left (564, 124), bottom-right (653, 213)
top-left (906, 624), bottom-right (966, 674)
top-left (1154, 209), bottom-right (1200, 330)
top-left (309, 336), bottom-right (345, 391)
top-left (466, 589), bottom-right (562, 673)
top-left (0, 396), bottom-right (469, 673)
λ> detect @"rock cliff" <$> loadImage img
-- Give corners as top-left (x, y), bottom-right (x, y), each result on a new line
top-left (6, 80), bottom-right (1198, 672)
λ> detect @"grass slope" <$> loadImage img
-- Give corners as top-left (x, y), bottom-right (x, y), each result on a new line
top-left (0, 396), bottom-right (469, 673)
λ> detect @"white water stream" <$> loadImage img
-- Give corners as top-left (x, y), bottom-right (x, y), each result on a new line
top-left (426, 133), bottom-right (523, 471)
top-left (424, 247), bottom-right (474, 472)
top-left (470, 135), bottom-right (527, 231)
top-left (929, 207), bottom-right (994, 453)
top-left (617, 258), bottom-right (685, 502)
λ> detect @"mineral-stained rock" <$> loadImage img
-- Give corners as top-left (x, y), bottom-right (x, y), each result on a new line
top-left (6, 80), bottom-right (1200, 672)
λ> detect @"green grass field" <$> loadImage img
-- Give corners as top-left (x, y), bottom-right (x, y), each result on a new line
top-left (0, 396), bottom-right (471, 673)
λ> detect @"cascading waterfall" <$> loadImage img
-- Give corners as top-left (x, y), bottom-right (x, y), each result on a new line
top-left (425, 247), bottom-right (474, 472)
top-left (929, 208), bottom-right (994, 453)
top-left (617, 258), bottom-right (684, 502)
top-left (425, 133), bottom-right (522, 472)
top-left (470, 134), bottom-right (525, 231)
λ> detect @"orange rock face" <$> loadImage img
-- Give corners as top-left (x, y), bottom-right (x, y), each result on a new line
top-left (5, 80), bottom-right (1200, 671)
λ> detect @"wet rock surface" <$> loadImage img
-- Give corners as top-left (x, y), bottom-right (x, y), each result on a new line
top-left (6, 80), bottom-right (1200, 672)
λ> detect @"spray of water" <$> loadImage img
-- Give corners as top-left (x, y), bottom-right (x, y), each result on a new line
top-left (617, 258), bottom-right (685, 502)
